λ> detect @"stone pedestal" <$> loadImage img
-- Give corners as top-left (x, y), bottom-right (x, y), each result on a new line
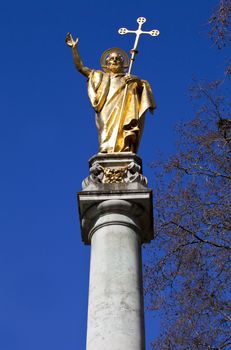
top-left (78, 153), bottom-right (153, 350)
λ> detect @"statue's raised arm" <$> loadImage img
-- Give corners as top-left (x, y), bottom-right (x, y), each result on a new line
top-left (65, 33), bottom-right (91, 77)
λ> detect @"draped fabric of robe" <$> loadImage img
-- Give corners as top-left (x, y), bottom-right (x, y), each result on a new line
top-left (87, 69), bottom-right (156, 153)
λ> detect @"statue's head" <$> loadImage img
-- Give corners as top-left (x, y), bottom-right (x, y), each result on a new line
top-left (101, 48), bottom-right (129, 73)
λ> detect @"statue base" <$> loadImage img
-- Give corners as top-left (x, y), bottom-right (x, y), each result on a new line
top-left (82, 152), bottom-right (148, 190)
top-left (78, 152), bottom-right (153, 245)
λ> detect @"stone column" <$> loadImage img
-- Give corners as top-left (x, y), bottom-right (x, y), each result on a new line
top-left (78, 153), bottom-right (153, 350)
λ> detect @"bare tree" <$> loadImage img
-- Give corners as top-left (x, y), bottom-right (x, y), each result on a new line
top-left (209, 0), bottom-right (231, 49)
top-left (144, 2), bottom-right (231, 349)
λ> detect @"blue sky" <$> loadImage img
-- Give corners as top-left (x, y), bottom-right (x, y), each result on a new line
top-left (0, 0), bottom-right (223, 349)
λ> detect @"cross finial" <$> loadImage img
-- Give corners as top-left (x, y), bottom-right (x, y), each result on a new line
top-left (118, 17), bottom-right (160, 74)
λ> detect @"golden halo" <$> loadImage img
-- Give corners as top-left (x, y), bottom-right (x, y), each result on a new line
top-left (100, 47), bottom-right (129, 72)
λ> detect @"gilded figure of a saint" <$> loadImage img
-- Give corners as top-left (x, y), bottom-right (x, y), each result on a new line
top-left (66, 33), bottom-right (156, 153)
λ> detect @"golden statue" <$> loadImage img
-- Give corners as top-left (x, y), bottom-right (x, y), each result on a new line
top-left (66, 17), bottom-right (159, 154)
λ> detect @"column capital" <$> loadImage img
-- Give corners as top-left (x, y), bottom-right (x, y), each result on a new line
top-left (78, 189), bottom-right (154, 245)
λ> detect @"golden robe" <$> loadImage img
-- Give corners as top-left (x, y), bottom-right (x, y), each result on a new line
top-left (87, 70), bottom-right (156, 153)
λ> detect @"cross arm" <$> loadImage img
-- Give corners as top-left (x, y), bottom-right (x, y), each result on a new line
top-left (118, 28), bottom-right (160, 37)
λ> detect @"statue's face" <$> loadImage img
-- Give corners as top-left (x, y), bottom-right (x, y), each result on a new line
top-left (106, 52), bottom-right (124, 73)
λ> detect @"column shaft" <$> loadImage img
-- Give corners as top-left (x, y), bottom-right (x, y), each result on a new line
top-left (86, 200), bottom-right (145, 350)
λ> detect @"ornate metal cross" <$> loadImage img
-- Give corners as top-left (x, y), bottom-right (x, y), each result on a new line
top-left (118, 17), bottom-right (160, 75)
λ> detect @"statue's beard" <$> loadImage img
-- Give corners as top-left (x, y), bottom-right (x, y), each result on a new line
top-left (108, 64), bottom-right (123, 73)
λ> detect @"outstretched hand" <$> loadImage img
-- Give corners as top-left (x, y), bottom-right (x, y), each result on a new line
top-left (65, 33), bottom-right (79, 48)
